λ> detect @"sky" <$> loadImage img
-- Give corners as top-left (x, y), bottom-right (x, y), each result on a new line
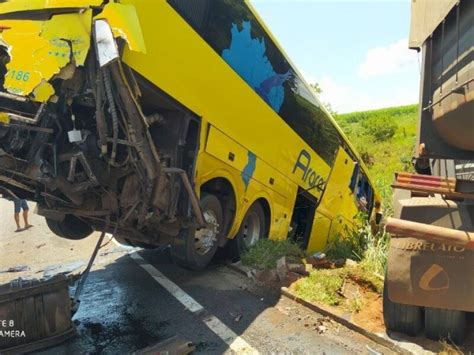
top-left (250, 0), bottom-right (421, 113)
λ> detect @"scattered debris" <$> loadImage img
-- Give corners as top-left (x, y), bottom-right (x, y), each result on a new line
top-left (287, 263), bottom-right (309, 276)
top-left (42, 261), bottom-right (85, 279)
top-left (99, 247), bottom-right (127, 257)
top-left (366, 345), bottom-right (382, 355)
top-left (306, 253), bottom-right (332, 269)
top-left (276, 256), bottom-right (288, 281)
top-left (345, 259), bottom-right (358, 267)
top-left (253, 269), bottom-right (278, 284)
top-left (334, 258), bottom-right (346, 268)
top-left (317, 325), bottom-right (327, 334)
top-left (0, 265), bottom-right (30, 273)
top-left (284, 271), bottom-right (303, 287)
top-left (312, 252), bottom-right (326, 259)
top-left (302, 316), bottom-right (332, 334)
top-left (229, 312), bottom-right (242, 322)
top-left (340, 280), bottom-right (361, 300)
top-left (135, 336), bottom-right (195, 355)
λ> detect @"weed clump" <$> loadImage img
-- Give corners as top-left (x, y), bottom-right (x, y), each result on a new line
top-left (325, 218), bottom-right (389, 278)
top-left (294, 268), bottom-right (346, 306)
top-left (241, 239), bottom-right (303, 270)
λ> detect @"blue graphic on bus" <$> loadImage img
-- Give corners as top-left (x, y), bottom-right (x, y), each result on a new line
top-left (241, 151), bottom-right (257, 190)
top-left (222, 21), bottom-right (289, 113)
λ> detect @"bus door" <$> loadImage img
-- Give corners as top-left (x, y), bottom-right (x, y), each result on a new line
top-left (307, 147), bottom-right (359, 252)
top-left (288, 187), bottom-right (318, 249)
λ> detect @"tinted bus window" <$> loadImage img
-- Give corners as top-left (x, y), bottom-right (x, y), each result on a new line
top-left (168, 0), bottom-right (342, 165)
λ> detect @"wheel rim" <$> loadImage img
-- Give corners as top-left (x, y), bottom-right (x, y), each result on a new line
top-left (242, 211), bottom-right (261, 248)
top-left (194, 210), bottom-right (219, 256)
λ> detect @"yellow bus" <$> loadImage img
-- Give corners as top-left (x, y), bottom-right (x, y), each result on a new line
top-left (0, 0), bottom-right (380, 269)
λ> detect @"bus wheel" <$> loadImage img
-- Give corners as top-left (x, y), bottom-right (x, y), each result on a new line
top-left (383, 276), bottom-right (423, 336)
top-left (46, 215), bottom-right (94, 240)
top-left (230, 202), bottom-right (267, 260)
top-left (171, 194), bottom-right (223, 270)
top-left (425, 307), bottom-right (466, 344)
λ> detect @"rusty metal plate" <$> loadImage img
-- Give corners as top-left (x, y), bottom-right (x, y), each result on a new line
top-left (0, 275), bottom-right (75, 354)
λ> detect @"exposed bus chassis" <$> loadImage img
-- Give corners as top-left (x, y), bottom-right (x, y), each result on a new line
top-left (0, 15), bottom-right (203, 248)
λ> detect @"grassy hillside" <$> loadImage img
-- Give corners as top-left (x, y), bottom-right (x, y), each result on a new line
top-left (335, 104), bottom-right (418, 213)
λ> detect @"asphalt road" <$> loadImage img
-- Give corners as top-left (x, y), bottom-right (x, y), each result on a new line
top-left (0, 199), bottom-right (467, 354)
top-left (39, 249), bottom-right (397, 354)
top-left (0, 199), bottom-right (398, 354)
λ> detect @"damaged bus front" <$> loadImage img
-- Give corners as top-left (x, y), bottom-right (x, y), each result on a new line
top-left (0, 1), bottom-right (204, 255)
top-left (0, 0), bottom-right (382, 271)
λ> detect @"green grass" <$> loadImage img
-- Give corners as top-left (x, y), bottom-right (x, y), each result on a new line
top-left (336, 104), bottom-right (418, 213)
top-left (241, 239), bottom-right (303, 270)
top-left (294, 268), bottom-right (346, 306)
top-left (294, 263), bottom-right (383, 308)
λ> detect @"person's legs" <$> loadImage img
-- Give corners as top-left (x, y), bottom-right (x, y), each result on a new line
top-left (13, 200), bottom-right (21, 231)
top-left (21, 200), bottom-right (32, 229)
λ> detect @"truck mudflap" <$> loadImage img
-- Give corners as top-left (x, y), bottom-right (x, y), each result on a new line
top-left (0, 275), bottom-right (75, 354)
top-left (386, 236), bottom-right (474, 312)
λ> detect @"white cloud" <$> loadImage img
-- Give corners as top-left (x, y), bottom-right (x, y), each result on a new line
top-left (307, 76), bottom-right (418, 113)
top-left (358, 39), bottom-right (418, 79)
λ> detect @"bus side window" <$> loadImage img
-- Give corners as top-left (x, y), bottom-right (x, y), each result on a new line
top-left (349, 161), bottom-right (374, 213)
top-left (355, 174), bottom-right (374, 213)
top-left (349, 162), bottom-right (360, 192)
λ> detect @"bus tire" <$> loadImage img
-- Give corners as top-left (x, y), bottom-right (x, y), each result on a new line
top-left (171, 194), bottom-right (223, 270)
top-left (46, 215), bottom-right (94, 240)
top-left (383, 277), bottom-right (423, 336)
top-left (229, 201), bottom-right (268, 260)
top-left (425, 307), bottom-right (466, 344)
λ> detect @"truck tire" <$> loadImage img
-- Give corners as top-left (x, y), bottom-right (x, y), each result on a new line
top-left (46, 215), bottom-right (94, 240)
top-left (425, 307), bottom-right (466, 344)
top-left (171, 194), bottom-right (223, 270)
top-left (383, 277), bottom-right (423, 336)
top-left (229, 201), bottom-right (268, 260)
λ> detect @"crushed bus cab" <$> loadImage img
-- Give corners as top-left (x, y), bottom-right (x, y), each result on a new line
top-left (0, 0), bottom-right (381, 270)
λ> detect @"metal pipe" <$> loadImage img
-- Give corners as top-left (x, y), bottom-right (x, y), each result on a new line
top-left (103, 69), bottom-right (119, 164)
top-left (95, 68), bottom-right (108, 155)
top-left (6, 102), bottom-right (46, 124)
top-left (0, 91), bottom-right (28, 102)
top-left (164, 167), bottom-right (206, 228)
top-left (386, 217), bottom-right (474, 250)
top-left (73, 216), bottom-right (111, 312)
top-left (422, 77), bottom-right (474, 111)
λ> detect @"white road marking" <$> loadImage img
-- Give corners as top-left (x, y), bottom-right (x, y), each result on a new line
top-left (202, 315), bottom-right (257, 354)
top-left (130, 252), bottom-right (258, 354)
